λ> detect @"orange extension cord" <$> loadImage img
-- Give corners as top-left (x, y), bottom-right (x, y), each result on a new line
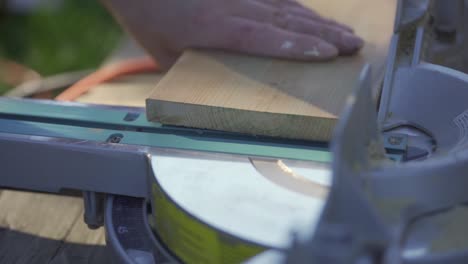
top-left (55, 57), bottom-right (159, 101)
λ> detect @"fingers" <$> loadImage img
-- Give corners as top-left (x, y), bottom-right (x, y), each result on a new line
top-left (248, 0), bottom-right (355, 32)
top-left (216, 17), bottom-right (338, 61)
top-left (233, 0), bottom-right (363, 55)
top-left (286, 6), bottom-right (355, 33)
top-left (280, 15), bottom-right (364, 55)
top-left (253, 0), bottom-right (303, 8)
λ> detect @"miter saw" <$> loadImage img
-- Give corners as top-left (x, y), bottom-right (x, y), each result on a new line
top-left (2, 1), bottom-right (468, 263)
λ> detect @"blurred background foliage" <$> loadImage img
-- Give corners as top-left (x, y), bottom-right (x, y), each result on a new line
top-left (0, 0), bottom-right (122, 94)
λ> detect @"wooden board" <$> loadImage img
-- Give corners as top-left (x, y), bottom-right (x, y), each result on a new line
top-left (77, 74), bottom-right (161, 107)
top-left (147, 0), bottom-right (396, 141)
top-left (0, 190), bottom-right (109, 264)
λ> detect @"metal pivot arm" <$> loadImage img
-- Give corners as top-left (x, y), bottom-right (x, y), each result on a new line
top-left (285, 65), bottom-right (391, 264)
top-left (285, 1), bottom-right (468, 263)
top-left (286, 60), bottom-right (468, 263)
top-left (380, 0), bottom-right (468, 144)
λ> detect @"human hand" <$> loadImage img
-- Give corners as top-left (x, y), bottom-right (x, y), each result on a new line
top-left (102, 0), bottom-right (364, 69)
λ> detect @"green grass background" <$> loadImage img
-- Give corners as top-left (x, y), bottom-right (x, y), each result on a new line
top-left (0, 0), bottom-right (122, 94)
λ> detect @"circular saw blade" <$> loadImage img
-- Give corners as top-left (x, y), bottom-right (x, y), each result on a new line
top-left (149, 149), bottom-right (331, 263)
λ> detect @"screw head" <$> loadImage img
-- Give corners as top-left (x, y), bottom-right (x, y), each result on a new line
top-left (107, 133), bottom-right (124, 143)
top-left (388, 136), bottom-right (403, 146)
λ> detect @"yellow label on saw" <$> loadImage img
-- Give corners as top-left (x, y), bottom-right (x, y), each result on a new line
top-left (152, 183), bottom-right (265, 264)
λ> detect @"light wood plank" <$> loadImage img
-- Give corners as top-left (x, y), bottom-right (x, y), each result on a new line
top-left (76, 74), bottom-right (162, 107)
top-left (0, 190), bottom-right (110, 264)
top-left (49, 209), bottom-right (110, 264)
top-left (76, 37), bottom-right (163, 107)
top-left (0, 191), bottom-right (83, 263)
top-left (147, 0), bottom-right (396, 141)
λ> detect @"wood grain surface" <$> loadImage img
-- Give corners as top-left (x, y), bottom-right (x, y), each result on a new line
top-left (147, 0), bottom-right (396, 141)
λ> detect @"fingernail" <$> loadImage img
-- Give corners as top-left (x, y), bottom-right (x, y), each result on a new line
top-left (304, 43), bottom-right (338, 59)
top-left (342, 32), bottom-right (364, 50)
top-left (319, 42), bottom-right (338, 58)
top-left (342, 25), bottom-right (355, 33)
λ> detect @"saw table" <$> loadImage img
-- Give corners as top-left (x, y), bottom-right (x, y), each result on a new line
top-left (2, 1), bottom-right (468, 263)
top-left (0, 71), bottom-right (159, 263)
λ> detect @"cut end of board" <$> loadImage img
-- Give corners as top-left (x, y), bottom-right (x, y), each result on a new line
top-left (146, 98), bottom-right (337, 142)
